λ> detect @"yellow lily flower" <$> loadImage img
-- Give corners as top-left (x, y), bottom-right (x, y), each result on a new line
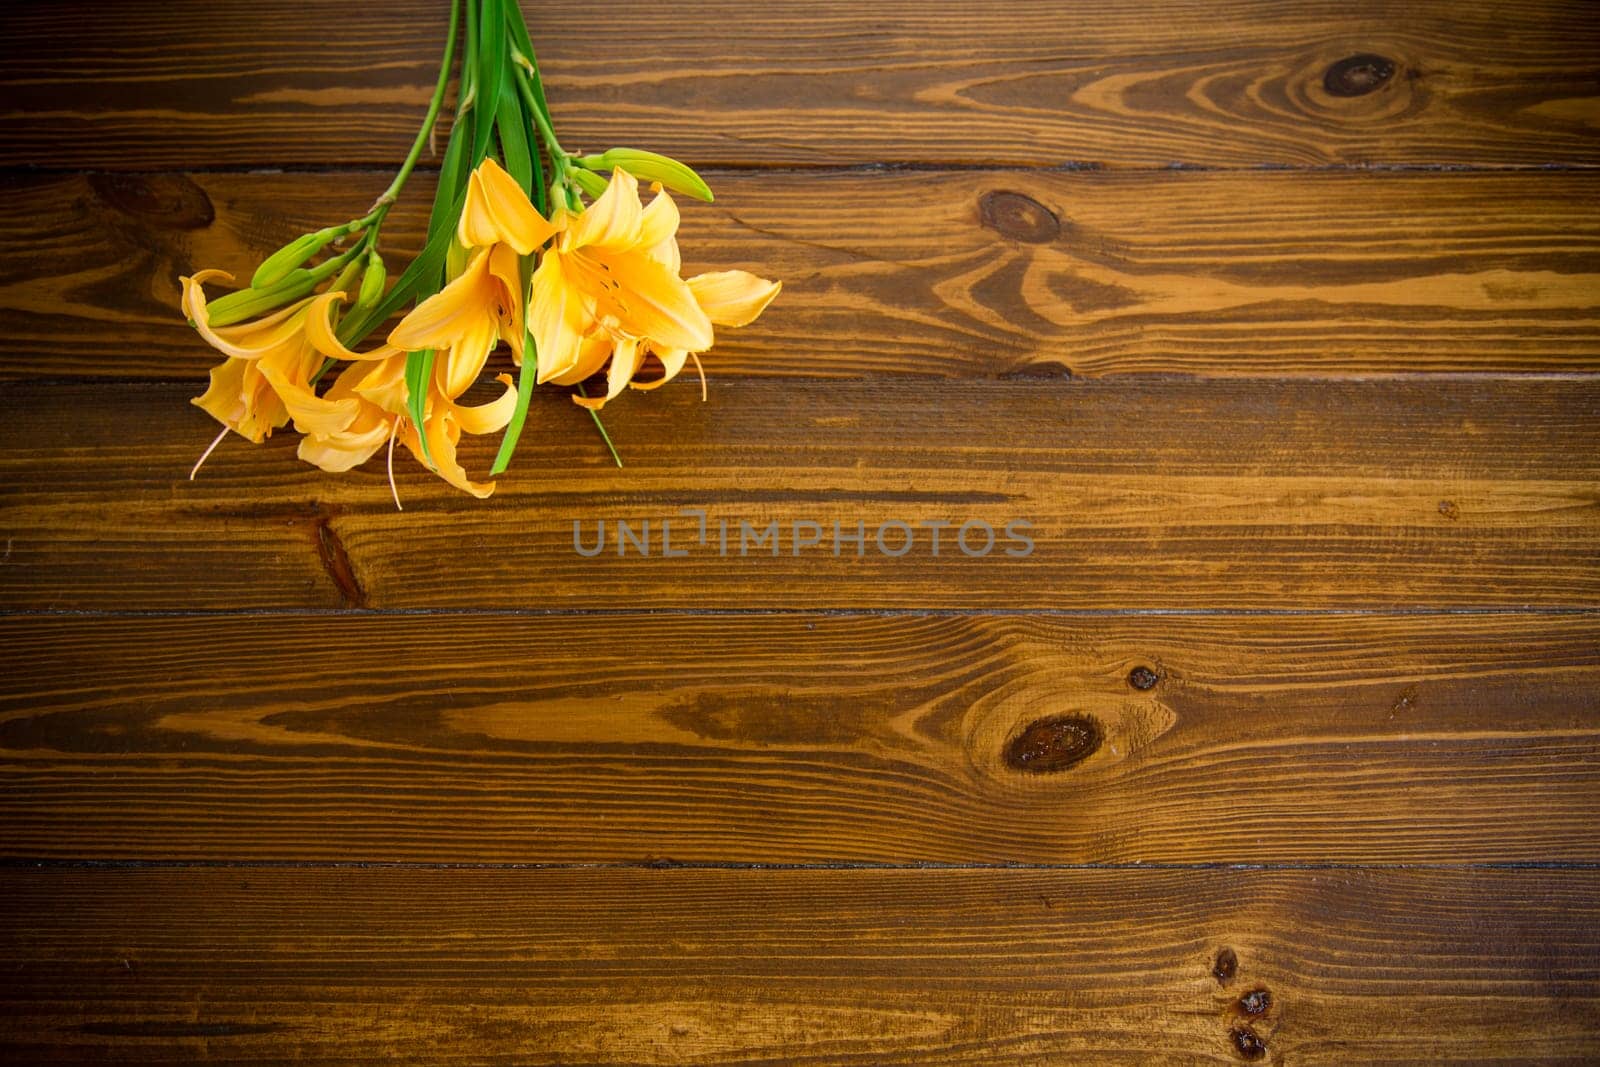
top-left (515, 172), bottom-right (779, 410)
top-left (309, 295), bottom-right (518, 501)
top-left (183, 270), bottom-right (363, 442)
top-left (576, 268), bottom-right (782, 409)
top-left (386, 160), bottom-right (560, 400)
top-left (530, 168), bottom-right (715, 388)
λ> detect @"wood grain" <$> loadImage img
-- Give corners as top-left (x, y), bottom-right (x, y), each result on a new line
top-left (1, 612), bottom-right (1596, 864)
top-left (3, 1), bottom-right (1598, 170)
top-left (5, 169), bottom-right (1600, 381)
top-left (2, 378), bottom-right (1596, 612)
top-left (3, 866), bottom-right (1598, 1064)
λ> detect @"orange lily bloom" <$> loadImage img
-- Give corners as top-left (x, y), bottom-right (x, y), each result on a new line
top-left (183, 269), bottom-right (363, 442)
top-left (313, 292), bottom-right (519, 500)
top-left (529, 170), bottom-right (780, 410)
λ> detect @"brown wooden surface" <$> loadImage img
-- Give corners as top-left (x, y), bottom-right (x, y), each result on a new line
top-left (6, 169), bottom-right (1600, 380)
top-left (2, 612), bottom-right (1596, 864)
top-left (3, 867), bottom-right (1598, 1065)
top-left (4, 0), bottom-right (1599, 169)
top-left (3, 378), bottom-right (1595, 611)
top-left (2, 0), bottom-right (1598, 1061)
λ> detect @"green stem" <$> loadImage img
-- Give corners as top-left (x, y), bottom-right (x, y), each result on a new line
top-left (373, 0), bottom-right (463, 213)
top-left (575, 384), bottom-right (624, 468)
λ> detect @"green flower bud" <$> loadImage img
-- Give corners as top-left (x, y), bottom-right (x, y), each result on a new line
top-left (576, 148), bottom-right (714, 203)
top-left (251, 225), bottom-right (342, 289)
top-left (358, 253), bottom-right (387, 308)
top-left (330, 256), bottom-right (365, 300)
top-left (205, 268), bottom-right (318, 327)
top-left (567, 167), bottom-right (609, 199)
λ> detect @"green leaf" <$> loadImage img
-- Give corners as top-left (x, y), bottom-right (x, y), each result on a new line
top-left (469, 0), bottom-right (506, 170)
top-left (490, 254), bottom-right (538, 476)
top-left (505, 9), bottom-right (553, 130)
top-left (405, 349), bottom-right (437, 468)
top-left (495, 75), bottom-right (533, 194)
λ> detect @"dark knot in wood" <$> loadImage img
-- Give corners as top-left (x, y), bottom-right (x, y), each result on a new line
top-left (1230, 1025), bottom-right (1268, 1060)
top-left (979, 190), bottom-right (1060, 243)
top-left (1237, 988), bottom-right (1272, 1016)
top-left (1323, 53), bottom-right (1397, 97)
top-left (1004, 714), bottom-right (1102, 773)
top-left (1213, 947), bottom-right (1239, 984)
top-left (1128, 665), bottom-right (1160, 690)
top-left (89, 173), bottom-right (215, 230)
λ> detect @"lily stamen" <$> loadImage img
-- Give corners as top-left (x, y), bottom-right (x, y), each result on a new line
top-left (386, 418), bottom-right (404, 512)
top-left (189, 424), bottom-right (230, 481)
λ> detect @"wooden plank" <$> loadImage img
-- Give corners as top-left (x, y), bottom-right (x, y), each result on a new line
top-left (1, 866), bottom-right (1596, 1064)
top-left (1, 378), bottom-right (1596, 612)
top-left (1, 612), bottom-right (1596, 864)
top-left (5, 169), bottom-right (1600, 381)
top-left (3, 1), bottom-right (1598, 170)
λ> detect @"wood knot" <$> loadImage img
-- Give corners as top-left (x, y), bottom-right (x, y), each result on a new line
top-left (1128, 665), bottom-right (1160, 691)
top-left (1236, 988), bottom-right (1272, 1017)
top-left (1213, 947), bottom-right (1238, 984)
top-left (1230, 1026), bottom-right (1268, 1060)
top-left (979, 190), bottom-right (1060, 244)
top-left (1438, 500), bottom-right (1460, 520)
top-left (1323, 53), bottom-right (1397, 97)
top-left (89, 172), bottom-right (215, 230)
top-left (1003, 714), bottom-right (1102, 773)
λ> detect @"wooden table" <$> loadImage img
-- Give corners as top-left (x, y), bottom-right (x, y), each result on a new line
top-left (3, 1), bottom-right (1598, 1062)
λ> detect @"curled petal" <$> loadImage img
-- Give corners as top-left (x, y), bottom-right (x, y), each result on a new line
top-left (256, 347), bottom-right (360, 437)
top-left (183, 272), bottom-right (319, 360)
top-left (306, 292), bottom-right (403, 362)
top-left (404, 411), bottom-right (496, 499)
top-left (453, 373), bottom-right (518, 435)
top-left (297, 413), bottom-right (393, 473)
top-left (629, 347), bottom-right (689, 391)
top-left (387, 248), bottom-right (495, 351)
top-left (191, 357), bottom-right (287, 443)
top-left (572, 336), bottom-right (645, 411)
top-left (458, 158), bottom-right (559, 254)
top-left (567, 166), bottom-right (643, 253)
top-left (688, 271), bottom-right (782, 328)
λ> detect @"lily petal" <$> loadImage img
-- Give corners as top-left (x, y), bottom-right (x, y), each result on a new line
top-left (305, 292), bottom-right (403, 362)
top-left (637, 188), bottom-right (682, 271)
top-left (567, 166), bottom-right (643, 253)
top-left (458, 157), bottom-right (559, 255)
top-left (529, 251), bottom-right (593, 383)
top-left (629, 346), bottom-right (689, 391)
top-left (688, 271), bottom-right (782, 328)
top-left (598, 250), bottom-right (714, 352)
top-left (452, 373), bottom-right (518, 435)
top-left (387, 248), bottom-right (495, 351)
top-left (405, 411), bottom-right (496, 499)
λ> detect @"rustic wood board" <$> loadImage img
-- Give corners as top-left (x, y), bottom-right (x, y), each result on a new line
top-left (3, 379), bottom-right (1595, 612)
top-left (2, 613), bottom-right (1596, 864)
top-left (6, 169), bottom-right (1600, 381)
top-left (3, 0), bottom-right (1599, 1059)
top-left (3, 0), bottom-right (1598, 169)
top-left (3, 867), bottom-right (1598, 1065)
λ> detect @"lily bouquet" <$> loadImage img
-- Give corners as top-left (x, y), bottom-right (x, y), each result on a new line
top-left (183, 0), bottom-right (779, 504)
